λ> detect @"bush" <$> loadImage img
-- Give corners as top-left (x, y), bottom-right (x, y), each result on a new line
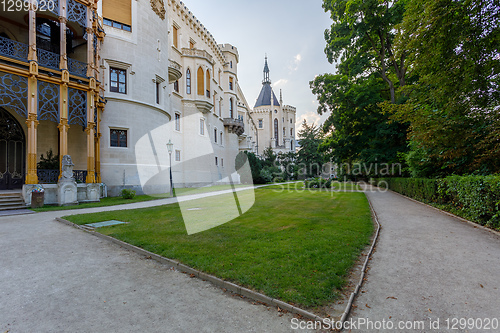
top-left (376, 176), bottom-right (500, 229)
top-left (121, 189), bottom-right (136, 199)
top-left (304, 177), bottom-right (334, 189)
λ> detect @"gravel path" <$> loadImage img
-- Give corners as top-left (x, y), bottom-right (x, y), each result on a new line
top-left (349, 190), bottom-right (500, 333)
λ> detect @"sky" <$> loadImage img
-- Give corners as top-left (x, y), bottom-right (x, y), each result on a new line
top-left (182, 0), bottom-right (336, 127)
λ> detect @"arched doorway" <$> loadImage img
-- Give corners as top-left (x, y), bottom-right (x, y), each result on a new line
top-left (0, 108), bottom-right (25, 190)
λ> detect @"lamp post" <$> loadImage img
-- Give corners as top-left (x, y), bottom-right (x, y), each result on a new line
top-left (167, 139), bottom-right (174, 197)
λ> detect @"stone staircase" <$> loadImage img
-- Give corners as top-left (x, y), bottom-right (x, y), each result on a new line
top-left (0, 191), bottom-right (26, 211)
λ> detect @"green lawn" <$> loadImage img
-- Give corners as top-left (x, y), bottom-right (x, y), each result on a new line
top-left (32, 184), bottom-right (252, 212)
top-left (64, 188), bottom-right (373, 308)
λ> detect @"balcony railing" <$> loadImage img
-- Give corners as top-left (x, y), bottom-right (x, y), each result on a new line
top-left (0, 36), bottom-right (87, 77)
top-left (181, 48), bottom-right (214, 63)
top-left (0, 36), bottom-right (29, 62)
top-left (68, 57), bottom-right (88, 77)
top-left (37, 48), bottom-right (60, 70)
top-left (223, 118), bottom-right (245, 136)
top-left (37, 169), bottom-right (88, 184)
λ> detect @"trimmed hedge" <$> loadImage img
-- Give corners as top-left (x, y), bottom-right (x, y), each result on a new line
top-left (376, 176), bottom-right (500, 230)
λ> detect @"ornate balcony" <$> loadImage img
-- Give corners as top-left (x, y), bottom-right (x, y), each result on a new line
top-left (168, 59), bottom-right (182, 83)
top-left (0, 36), bottom-right (87, 77)
top-left (68, 58), bottom-right (88, 78)
top-left (181, 48), bottom-right (214, 64)
top-left (0, 36), bottom-right (29, 62)
top-left (37, 48), bottom-right (60, 70)
top-left (223, 118), bottom-right (244, 136)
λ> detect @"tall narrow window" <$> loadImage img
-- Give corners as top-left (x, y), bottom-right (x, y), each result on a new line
top-left (290, 128), bottom-right (293, 136)
top-left (218, 98), bottom-right (222, 117)
top-left (274, 118), bottom-right (279, 146)
top-left (110, 67), bottom-right (126, 94)
top-left (220, 132), bottom-right (223, 145)
top-left (173, 80), bottom-right (179, 93)
top-left (197, 67), bottom-right (204, 95)
top-left (206, 70), bottom-right (211, 97)
top-left (156, 82), bottom-right (161, 103)
top-left (258, 119), bottom-right (263, 129)
top-left (186, 69), bottom-right (191, 94)
top-left (283, 127), bottom-right (285, 138)
top-left (230, 61), bottom-right (233, 68)
top-left (189, 41), bottom-right (194, 49)
top-left (214, 128), bottom-right (218, 143)
top-left (229, 77), bottom-right (233, 90)
top-left (200, 118), bottom-right (205, 135)
top-left (175, 113), bottom-right (180, 131)
top-left (175, 150), bottom-right (181, 161)
top-left (229, 98), bottom-right (234, 118)
top-left (172, 25), bottom-right (178, 48)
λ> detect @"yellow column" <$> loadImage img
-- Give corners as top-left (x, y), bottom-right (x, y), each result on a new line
top-left (28, 0), bottom-right (37, 61)
top-left (94, 101), bottom-right (102, 183)
top-left (85, 89), bottom-right (96, 183)
top-left (59, 17), bottom-right (68, 70)
top-left (58, 83), bottom-right (69, 174)
top-left (25, 75), bottom-right (38, 184)
top-left (86, 7), bottom-right (94, 78)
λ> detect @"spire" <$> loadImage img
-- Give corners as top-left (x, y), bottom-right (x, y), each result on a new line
top-left (263, 55), bottom-right (271, 84)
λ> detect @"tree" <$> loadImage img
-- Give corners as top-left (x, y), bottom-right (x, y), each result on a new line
top-left (322, 0), bottom-right (410, 103)
top-left (390, 0), bottom-right (500, 175)
top-left (296, 120), bottom-right (324, 178)
top-left (311, 73), bottom-right (408, 176)
top-left (277, 151), bottom-right (298, 180)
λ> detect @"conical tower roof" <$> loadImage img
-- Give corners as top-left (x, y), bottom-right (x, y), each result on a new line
top-left (254, 56), bottom-right (280, 108)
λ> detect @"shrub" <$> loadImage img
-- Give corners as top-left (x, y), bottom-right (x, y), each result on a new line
top-left (376, 176), bottom-right (500, 229)
top-left (121, 189), bottom-right (136, 199)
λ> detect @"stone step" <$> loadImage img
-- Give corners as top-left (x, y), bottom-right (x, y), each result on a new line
top-left (0, 200), bottom-right (25, 207)
top-left (0, 204), bottom-right (26, 211)
top-left (0, 197), bottom-right (24, 203)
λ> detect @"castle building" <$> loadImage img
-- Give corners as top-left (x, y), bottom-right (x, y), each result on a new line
top-left (251, 57), bottom-right (296, 155)
top-left (0, 0), bottom-right (291, 205)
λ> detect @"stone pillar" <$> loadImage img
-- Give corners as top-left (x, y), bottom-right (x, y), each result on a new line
top-left (85, 90), bottom-right (96, 183)
top-left (28, 0), bottom-right (37, 62)
top-left (25, 75), bottom-right (38, 184)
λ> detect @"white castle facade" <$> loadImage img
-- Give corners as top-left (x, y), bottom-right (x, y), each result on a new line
top-left (0, 0), bottom-right (296, 200)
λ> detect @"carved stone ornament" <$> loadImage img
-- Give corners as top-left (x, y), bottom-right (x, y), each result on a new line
top-left (151, 0), bottom-right (166, 20)
top-left (61, 155), bottom-right (75, 180)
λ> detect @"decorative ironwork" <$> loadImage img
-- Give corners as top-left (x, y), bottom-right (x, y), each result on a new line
top-left (0, 72), bottom-right (28, 118)
top-left (67, 0), bottom-right (87, 27)
top-left (38, 81), bottom-right (59, 123)
top-left (68, 88), bottom-right (87, 127)
top-left (37, 48), bottom-right (60, 70)
top-left (37, 169), bottom-right (60, 184)
top-left (68, 58), bottom-right (87, 77)
top-left (0, 36), bottom-right (29, 62)
top-left (0, 108), bottom-right (25, 190)
top-left (73, 170), bottom-right (87, 183)
top-left (48, 0), bottom-right (59, 16)
top-left (37, 169), bottom-right (87, 183)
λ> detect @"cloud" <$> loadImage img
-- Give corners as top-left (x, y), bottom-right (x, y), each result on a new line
top-left (289, 53), bottom-right (302, 72)
top-left (297, 111), bottom-right (321, 126)
top-left (273, 79), bottom-right (288, 88)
